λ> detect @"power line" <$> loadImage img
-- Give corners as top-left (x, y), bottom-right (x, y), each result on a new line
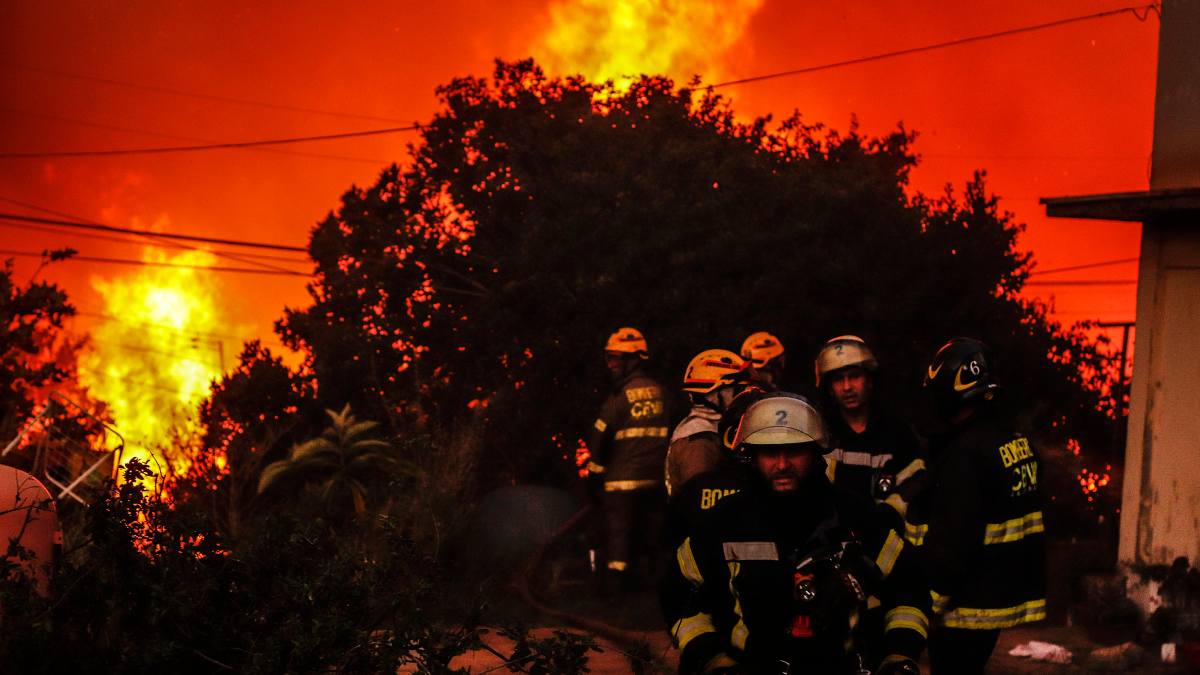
top-left (1025, 279), bottom-right (1136, 286)
top-left (0, 125), bottom-right (419, 159)
top-left (1, 61), bottom-right (411, 124)
top-left (1029, 257), bottom-right (1139, 276)
top-left (0, 249), bottom-right (308, 276)
top-left (0, 210), bottom-right (305, 252)
top-left (0, 197), bottom-right (309, 275)
top-left (711, 3), bottom-right (1160, 88)
top-left (0, 106), bottom-right (390, 165)
top-left (0, 220), bottom-right (308, 263)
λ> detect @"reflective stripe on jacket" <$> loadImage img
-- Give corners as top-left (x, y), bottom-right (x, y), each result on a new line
top-left (587, 371), bottom-right (671, 484)
top-left (906, 412), bottom-right (1046, 630)
top-left (661, 476), bottom-right (930, 673)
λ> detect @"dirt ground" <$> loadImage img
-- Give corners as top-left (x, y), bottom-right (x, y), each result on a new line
top-left (441, 603), bottom-right (1198, 674)
top-left (443, 623), bottom-right (1197, 673)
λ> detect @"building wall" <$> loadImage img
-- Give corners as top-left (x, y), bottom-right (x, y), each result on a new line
top-left (1150, 0), bottom-right (1200, 189)
top-left (1119, 221), bottom-right (1200, 565)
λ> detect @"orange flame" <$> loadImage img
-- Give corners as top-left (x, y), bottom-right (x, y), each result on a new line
top-left (535, 0), bottom-right (765, 89)
top-left (78, 246), bottom-right (230, 475)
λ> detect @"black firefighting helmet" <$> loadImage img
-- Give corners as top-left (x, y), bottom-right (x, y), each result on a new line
top-left (718, 387), bottom-right (768, 453)
top-left (924, 337), bottom-right (1001, 416)
top-left (725, 392), bottom-right (829, 464)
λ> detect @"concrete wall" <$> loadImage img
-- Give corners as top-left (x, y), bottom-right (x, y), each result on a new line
top-left (1150, 0), bottom-right (1200, 189)
top-left (1118, 0), bottom-right (1200, 567)
top-left (1119, 220), bottom-right (1200, 565)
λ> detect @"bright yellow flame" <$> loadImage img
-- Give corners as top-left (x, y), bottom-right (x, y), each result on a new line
top-left (78, 247), bottom-right (228, 475)
top-left (535, 0), bottom-right (764, 89)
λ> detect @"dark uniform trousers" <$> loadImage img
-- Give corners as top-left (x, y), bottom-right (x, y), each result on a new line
top-left (661, 476), bottom-right (930, 674)
top-left (905, 411), bottom-right (1046, 675)
top-left (587, 371), bottom-right (671, 578)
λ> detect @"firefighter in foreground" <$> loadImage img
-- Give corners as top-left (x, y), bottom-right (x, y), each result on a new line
top-left (815, 335), bottom-right (925, 530)
top-left (661, 394), bottom-right (928, 674)
top-left (665, 349), bottom-right (755, 498)
top-left (741, 331), bottom-right (786, 391)
top-left (587, 327), bottom-right (671, 592)
top-left (910, 338), bottom-right (1046, 674)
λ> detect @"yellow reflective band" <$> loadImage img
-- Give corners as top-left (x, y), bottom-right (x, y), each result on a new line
top-left (931, 590), bottom-right (951, 614)
top-left (607, 560), bottom-right (628, 571)
top-left (983, 510), bottom-right (1045, 545)
top-left (825, 457), bottom-right (838, 482)
top-left (586, 461), bottom-right (606, 474)
top-left (885, 605), bottom-right (930, 639)
top-left (614, 426), bottom-right (669, 440)
top-left (905, 522), bottom-right (928, 546)
top-left (942, 598), bottom-right (1047, 630)
top-left (884, 493), bottom-right (908, 519)
top-left (594, 419), bottom-right (607, 432)
top-left (677, 538), bottom-right (704, 586)
top-left (604, 479), bottom-right (659, 491)
top-left (875, 530), bottom-right (904, 578)
top-left (728, 562), bottom-right (749, 650)
top-left (896, 458), bottom-right (926, 484)
top-left (880, 655), bottom-right (915, 669)
top-left (672, 612), bottom-right (716, 651)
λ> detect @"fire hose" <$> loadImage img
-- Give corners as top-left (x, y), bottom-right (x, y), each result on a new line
top-left (511, 502), bottom-right (670, 669)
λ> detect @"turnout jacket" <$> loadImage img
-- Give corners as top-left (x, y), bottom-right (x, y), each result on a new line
top-left (662, 475), bottom-right (930, 674)
top-left (905, 410), bottom-right (1046, 630)
top-left (664, 405), bottom-right (724, 497)
top-left (587, 371), bottom-right (671, 489)
top-left (825, 408), bottom-right (927, 530)
top-left (663, 460), bottom-right (746, 549)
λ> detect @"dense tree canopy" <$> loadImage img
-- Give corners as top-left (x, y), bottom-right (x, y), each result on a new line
top-left (272, 59), bottom-right (1112, 487)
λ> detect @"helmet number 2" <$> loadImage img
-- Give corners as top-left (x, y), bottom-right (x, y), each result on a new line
top-left (776, 410), bottom-right (789, 425)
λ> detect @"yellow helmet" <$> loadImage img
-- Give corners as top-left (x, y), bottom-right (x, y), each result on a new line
top-left (740, 331), bottom-right (785, 368)
top-left (605, 327), bottom-right (649, 358)
top-left (682, 349), bottom-right (751, 394)
top-left (814, 335), bottom-right (878, 387)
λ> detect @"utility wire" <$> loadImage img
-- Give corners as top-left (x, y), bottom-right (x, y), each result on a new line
top-left (0, 125), bottom-right (418, 159)
top-left (1028, 257), bottom-right (1138, 276)
top-left (0, 5), bottom-right (1158, 159)
top-left (0, 211), bottom-right (305, 252)
top-left (0, 249), bottom-right (308, 277)
top-left (0, 197), bottom-right (308, 273)
top-left (1025, 279), bottom-right (1136, 286)
top-left (1, 61), bottom-right (411, 124)
top-left (0, 106), bottom-right (390, 165)
top-left (0, 220), bottom-right (308, 263)
top-left (710, 3), bottom-right (1160, 88)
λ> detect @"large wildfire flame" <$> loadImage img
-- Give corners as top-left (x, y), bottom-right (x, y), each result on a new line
top-left (78, 247), bottom-right (227, 474)
top-left (535, 0), bottom-right (764, 88)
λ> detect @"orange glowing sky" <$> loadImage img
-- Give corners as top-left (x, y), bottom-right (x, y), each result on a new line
top-left (0, 1), bottom-right (1155, 362)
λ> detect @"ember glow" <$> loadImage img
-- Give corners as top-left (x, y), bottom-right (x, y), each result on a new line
top-left (78, 247), bottom-right (227, 474)
top-left (536, 0), bottom-right (765, 87)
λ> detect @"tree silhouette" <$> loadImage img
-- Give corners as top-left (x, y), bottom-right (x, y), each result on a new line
top-left (270, 59), bottom-right (1114, 490)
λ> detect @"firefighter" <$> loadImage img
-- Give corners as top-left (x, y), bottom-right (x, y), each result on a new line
top-left (661, 394), bottom-right (928, 674)
top-left (665, 349), bottom-right (754, 498)
top-left (587, 327), bottom-right (672, 592)
top-left (662, 387), bottom-right (775, 549)
top-left (741, 331), bottom-right (786, 391)
top-left (910, 338), bottom-right (1046, 674)
top-left (815, 335), bottom-right (926, 531)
